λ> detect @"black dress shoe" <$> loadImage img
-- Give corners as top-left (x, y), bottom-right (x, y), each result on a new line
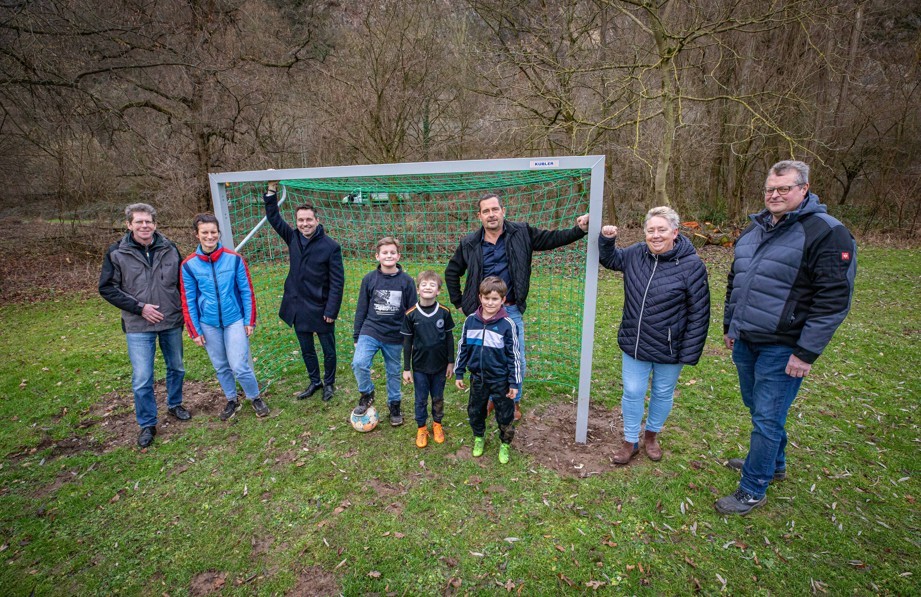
top-left (297, 382), bottom-right (323, 400)
top-left (137, 426), bottom-right (157, 448)
top-left (322, 384), bottom-right (335, 402)
top-left (168, 405), bottom-right (191, 421)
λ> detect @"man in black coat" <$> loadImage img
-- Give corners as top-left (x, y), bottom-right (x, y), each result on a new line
top-left (265, 181), bottom-right (345, 402)
top-left (445, 194), bottom-right (588, 420)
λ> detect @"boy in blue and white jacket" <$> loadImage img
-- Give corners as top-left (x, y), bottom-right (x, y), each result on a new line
top-left (454, 276), bottom-right (521, 464)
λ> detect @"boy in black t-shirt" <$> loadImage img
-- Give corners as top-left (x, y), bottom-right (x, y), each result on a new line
top-left (401, 271), bottom-right (455, 448)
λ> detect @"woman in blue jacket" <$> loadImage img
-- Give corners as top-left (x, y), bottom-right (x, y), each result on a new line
top-left (599, 206), bottom-right (710, 464)
top-left (180, 214), bottom-right (269, 420)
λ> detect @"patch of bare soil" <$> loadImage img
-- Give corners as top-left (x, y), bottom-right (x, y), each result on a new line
top-left (516, 401), bottom-right (652, 478)
top-left (287, 566), bottom-right (341, 597)
top-left (189, 570), bottom-right (227, 596)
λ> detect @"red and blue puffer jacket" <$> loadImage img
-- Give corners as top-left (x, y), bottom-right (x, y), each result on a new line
top-left (180, 244), bottom-right (256, 338)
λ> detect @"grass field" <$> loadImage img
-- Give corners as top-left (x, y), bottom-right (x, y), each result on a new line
top-left (0, 247), bottom-right (918, 595)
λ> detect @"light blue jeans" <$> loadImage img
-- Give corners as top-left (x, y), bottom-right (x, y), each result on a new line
top-left (126, 327), bottom-right (185, 428)
top-left (201, 321), bottom-right (260, 401)
top-left (505, 304), bottom-right (526, 403)
top-left (351, 335), bottom-right (403, 404)
top-left (732, 340), bottom-right (803, 498)
top-left (621, 352), bottom-right (684, 443)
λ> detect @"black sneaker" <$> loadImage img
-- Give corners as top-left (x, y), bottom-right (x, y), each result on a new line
top-left (322, 384), bottom-right (335, 402)
top-left (137, 426), bottom-right (157, 448)
top-left (252, 398), bottom-right (270, 417)
top-left (714, 489), bottom-right (767, 515)
top-left (168, 405), bottom-right (192, 421)
top-left (297, 382), bottom-right (323, 400)
top-left (726, 458), bottom-right (786, 482)
top-left (388, 401), bottom-right (403, 427)
top-left (220, 400), bottom-right (241, 421)
top-left (354, 391), bottom-right (374, 415)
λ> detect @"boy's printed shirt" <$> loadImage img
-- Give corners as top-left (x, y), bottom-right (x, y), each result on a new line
top-left (372, 289), bottom-right (404, 317)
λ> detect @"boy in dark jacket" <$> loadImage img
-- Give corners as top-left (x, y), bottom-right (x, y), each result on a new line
top-left (454, 276), bottom-right (521, 464)
top-left (352, 237), bottom-right (418, 426)
top-left (401, 271), bottom-right (455, 448)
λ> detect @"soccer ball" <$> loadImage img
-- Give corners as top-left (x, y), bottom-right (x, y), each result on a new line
top-left (350, 406), bottom-right (379, 432)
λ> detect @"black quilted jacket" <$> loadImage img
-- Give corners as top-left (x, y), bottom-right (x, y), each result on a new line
top-left (599, 233), bottom-right (710, 365)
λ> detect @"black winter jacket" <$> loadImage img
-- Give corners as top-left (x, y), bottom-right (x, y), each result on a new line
top-left (599, 233), bottom-right (710, 365)
top-left (445, 220), bottom-right (587, 315)
top-left (265, 192), bottom-right (345, 333)
top-left (724, 192), bottom-right (856, 363)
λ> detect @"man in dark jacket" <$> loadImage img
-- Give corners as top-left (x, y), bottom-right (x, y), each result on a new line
top-left (99, 203), bottom-right (190, 449)
top-left (265, 181), bottom-right (345, 402)
top-left (445, 194), bottom-right (588, 420)
top-left (716, 160), bottom-right (856, 515)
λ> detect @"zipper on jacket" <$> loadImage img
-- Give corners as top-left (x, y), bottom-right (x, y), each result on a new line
top-left (634, 256), bottom-right (659, 358)
top-left (668, 327), bottom-right (673, 357)
top-left (209, 259), bottom-right (224, 327)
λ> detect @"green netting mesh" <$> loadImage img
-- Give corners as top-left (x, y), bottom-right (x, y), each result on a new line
top-left (220, 168), bottom-right (591, 393)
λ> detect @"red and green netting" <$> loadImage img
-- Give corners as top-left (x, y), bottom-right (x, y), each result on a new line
top-left (219, 168), bottom-right (592, 393)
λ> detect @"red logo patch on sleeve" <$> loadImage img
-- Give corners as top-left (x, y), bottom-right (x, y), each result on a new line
top-left (841, 251), bottom-right (851, 261)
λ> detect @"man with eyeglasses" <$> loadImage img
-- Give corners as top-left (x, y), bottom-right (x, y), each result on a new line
top-left (716, 160), bottom-right (856, 515)
top-left (99, 203), bottom-right (190, 449)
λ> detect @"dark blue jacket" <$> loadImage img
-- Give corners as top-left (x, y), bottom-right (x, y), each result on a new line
top-left (264, 192), bottom-right (345, 333)
top-left (180, 244), bottom-right (256, 338)
top-left (454, 306), bottom-right (522, 386)
top-left (599, 233), bottom-right (710, 365)
top-left (724, 192), bottom-right (856, 363)
top-left (353, 265), bottom-right (418, 344)
top-left (445, 220), bottom-right (587, 315)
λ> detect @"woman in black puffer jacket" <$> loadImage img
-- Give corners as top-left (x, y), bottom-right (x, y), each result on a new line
top-left (599, 206), bottom-right (710, 464)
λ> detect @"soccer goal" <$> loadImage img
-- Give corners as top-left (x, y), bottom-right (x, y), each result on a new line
top-left (208, 156), bottom-right (605, 443)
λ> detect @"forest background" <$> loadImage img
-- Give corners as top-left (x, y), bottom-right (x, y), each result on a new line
top-left (0, 0), bottom-right (918, 235)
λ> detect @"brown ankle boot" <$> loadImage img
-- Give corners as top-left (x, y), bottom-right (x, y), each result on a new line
top-left (613, 441), bottom-right (639, 464)
top-left (644, 430), bottom-right (662, 461)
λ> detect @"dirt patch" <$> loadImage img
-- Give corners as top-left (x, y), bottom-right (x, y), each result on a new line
top-left (366, 479), bottom-right (407, 501)
top-left (189, 570), bottom-right (227, 596)
top-left (33, 470), bottom-right (79, 499)
top-left (287, 565), bottom-right (341, 596)
top-left (516, 401), bottom-right (650, 478)
top-left (250, 535), bottom-right (275, 557)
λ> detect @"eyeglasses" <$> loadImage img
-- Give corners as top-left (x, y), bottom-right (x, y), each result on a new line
top-left (763, 183), bottom-right (804, 197)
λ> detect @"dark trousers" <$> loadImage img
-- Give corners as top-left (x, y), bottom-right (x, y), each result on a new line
top-left (296, 331), bottom-right (336, 386)
top-left (467, 375), bottom-right (515, 444)
top-left (413, 371), bottom-right (446, 427)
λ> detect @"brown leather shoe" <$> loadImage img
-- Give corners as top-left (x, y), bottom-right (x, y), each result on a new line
top-left (514, 403), bottom-right (522, 422)
top-left (613, 441), bottom-right (639, 464)
top-left (644, 430), bottom-right (662, 461)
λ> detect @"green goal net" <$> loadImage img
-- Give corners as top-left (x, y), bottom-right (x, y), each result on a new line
top-left (209, 158), bottom-right (605, 441)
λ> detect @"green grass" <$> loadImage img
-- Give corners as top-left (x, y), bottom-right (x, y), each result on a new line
top-left (0, 248), bottom-right (918, 595)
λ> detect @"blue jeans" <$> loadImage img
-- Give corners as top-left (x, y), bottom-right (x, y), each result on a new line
top-left (296, 330), bottom-right (337, 386)
top-left (620, 352), bottom-right (684, 443)
top-left (351, 335), bottom-right (403, 403)
top-left (413, 371), bottom-right (447, 426)
top-left (505, 304), bottom-right (526, 403)
top-left (126, 327), bottom-right (185, 428)
top-left (733, 340), bottom-right (804, 498)
top-left (201, 321), bottom-right (260, 401)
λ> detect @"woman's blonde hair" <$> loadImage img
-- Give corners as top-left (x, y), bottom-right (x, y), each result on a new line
top-left (644, 206), bottom-right (680, 230)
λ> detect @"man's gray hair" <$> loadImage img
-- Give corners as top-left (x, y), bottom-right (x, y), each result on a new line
top-left (644, 206), bottom-right (680, 230)
top-left (769, 160), bottom-right (810, 185)
top-left (125, 203), bottom-right (157, 223)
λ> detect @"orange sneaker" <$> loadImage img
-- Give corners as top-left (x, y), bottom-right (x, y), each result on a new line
top-left (432, 422), bottom-right (445, 444)
top-left (416, 426), bottom-right (428, 448)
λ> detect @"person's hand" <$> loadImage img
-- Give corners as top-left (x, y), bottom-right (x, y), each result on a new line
top-left (267, 180), bottom-right (279, 193)
top-left (786, 354), bottom-right (812, 378)
top-left (507, 387), bottom-right (518, 400)
top-left (446, 363), bottom-right (454, 378)
top-left (245, 325), bottom-right (254, 336)
top-left (402, 371), bottom-right (412, 384)
top-left (576, 214), bottom-right (589, 231)
top-left (193, 335), bottom-right (205, 347)
top-left (455, 379), bottom-right (466, 391)
top-left (141, 303), bottom-right (164, 324)
top-left (723, 334), bottom-right (734, 350)
top-left (601, 225), bottom-right (618, 238)
top-left (324, 316), bottom-right (335, 323)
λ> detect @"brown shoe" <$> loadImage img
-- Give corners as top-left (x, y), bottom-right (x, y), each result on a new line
top-left (644, 430), bottom-right (662, 461)
top-left (613, 441), bottom-right (639, 465)
top-left (514, 403), bottom-right (522, 422)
